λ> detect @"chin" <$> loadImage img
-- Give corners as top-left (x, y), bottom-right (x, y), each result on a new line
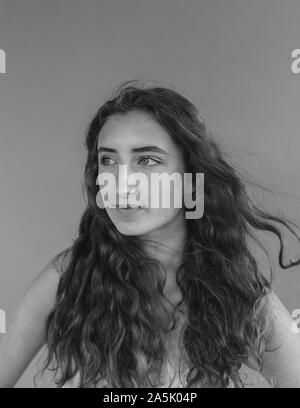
top-left (106, 213), bottom-right (146, 236)
top-left (114, 224), bottom-right (149, 236)
top-left (106, 208), bottom-right (180, 237)
top-left (109, 217), bottom-right (160, 237)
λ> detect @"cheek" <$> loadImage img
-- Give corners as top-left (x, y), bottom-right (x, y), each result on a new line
top-left (146, 176), bottom-right (184, 209)
top-left (146, 206), bottom-right (182, 224)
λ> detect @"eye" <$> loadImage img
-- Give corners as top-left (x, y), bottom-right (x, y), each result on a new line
top-left (99, 156), bottom-right (116, 166)
top-left (99, 155), bottom-right (161, 167)
top-left (138, 156), bottom-right (161, 166)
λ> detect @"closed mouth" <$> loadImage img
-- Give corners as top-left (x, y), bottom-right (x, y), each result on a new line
top-left (116, 205), bottom-right (144, 217)
top-left (115, 205), bottom-right (142, 209)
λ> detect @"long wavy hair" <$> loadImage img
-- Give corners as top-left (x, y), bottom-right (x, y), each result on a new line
top-left (36, 80), bottom-right (300, 388)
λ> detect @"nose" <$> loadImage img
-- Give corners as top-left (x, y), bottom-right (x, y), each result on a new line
top-left (116, 164), bottom-right (139, 203)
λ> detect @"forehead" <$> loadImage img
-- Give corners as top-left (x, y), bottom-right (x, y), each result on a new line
top-left (97, 111), bottom-right (176, 151)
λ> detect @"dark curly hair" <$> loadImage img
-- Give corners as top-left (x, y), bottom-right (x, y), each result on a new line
top-left (35, 79), bottom-right (300, 388)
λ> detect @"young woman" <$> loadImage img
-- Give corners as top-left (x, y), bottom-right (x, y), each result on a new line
top-left (1, 80), bottom-right (300, 388)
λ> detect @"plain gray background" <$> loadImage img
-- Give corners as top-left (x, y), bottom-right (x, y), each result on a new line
top-left (0, 0), bottom-right (299, 387)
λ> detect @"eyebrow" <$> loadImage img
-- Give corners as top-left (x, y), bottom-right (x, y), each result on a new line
top-left (97, 145), bottom-right (168, 155)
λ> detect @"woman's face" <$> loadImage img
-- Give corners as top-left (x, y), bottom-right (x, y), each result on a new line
top-left (97, 111), bottom-right (187, 237)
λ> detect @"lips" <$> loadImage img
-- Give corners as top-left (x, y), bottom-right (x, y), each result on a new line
top-left (116, 206), bottom-right (143, 217)
top-left (116, 205), bottom-right (141, 209)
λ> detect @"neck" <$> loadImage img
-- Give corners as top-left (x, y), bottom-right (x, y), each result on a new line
top-left (139, 210), bottom-right (187, 306)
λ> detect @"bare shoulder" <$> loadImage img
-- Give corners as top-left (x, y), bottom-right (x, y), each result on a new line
top-left (261, 290), bottom-right (300, 387)
top-left (15, 254), bottom-right (65, 320)
top-left (50, 247), bottom-right (72, 278)
top-left (8, 248), bottom-right (72, 326)
top-left (0, 251), bottom-right (71, 387)
top-left (263, 290), bottom-right (295, 347)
